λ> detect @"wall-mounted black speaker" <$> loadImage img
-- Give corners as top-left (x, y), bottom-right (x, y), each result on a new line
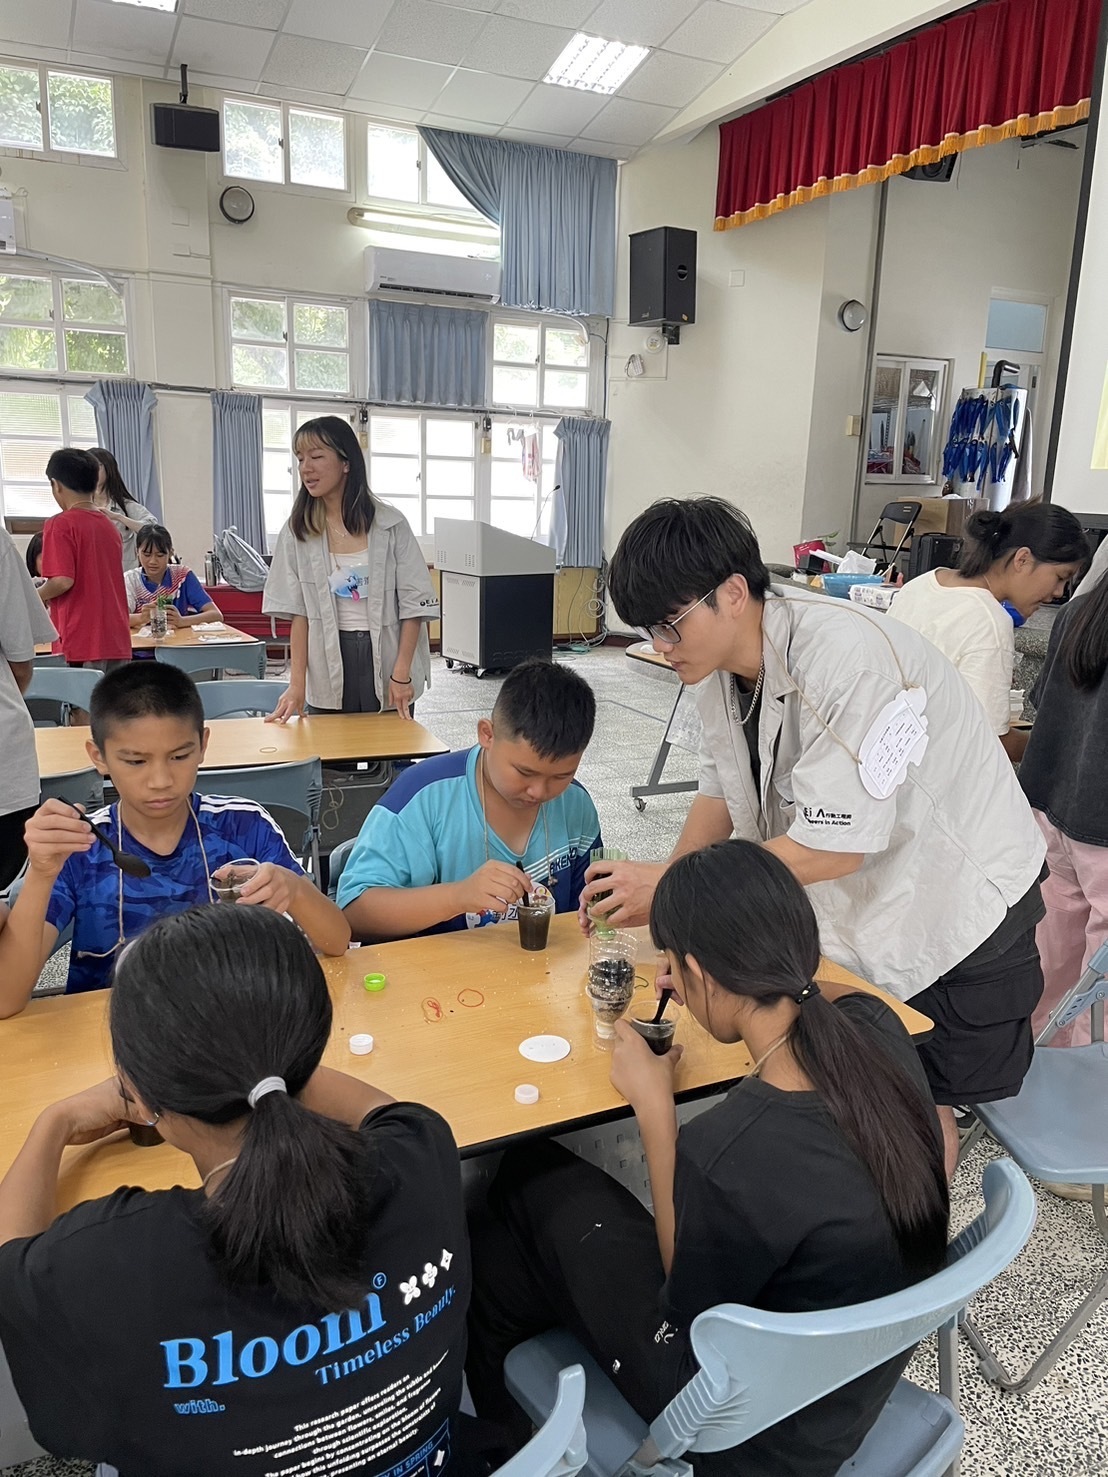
top-left (629, 226), bottom-right (696, 329)
top-left (151, 103), bottom-right (221, 152)
top-left (903, 157), bottom-right (957, 183)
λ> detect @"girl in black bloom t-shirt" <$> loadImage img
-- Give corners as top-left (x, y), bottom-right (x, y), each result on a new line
top-left (0, 906), bottom-right (471, 1477)
top-left (468, 841), bottom-right (950, 1477)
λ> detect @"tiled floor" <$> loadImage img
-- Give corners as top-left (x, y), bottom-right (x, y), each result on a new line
top-left (7, 649), bottom-right (1107, 1475)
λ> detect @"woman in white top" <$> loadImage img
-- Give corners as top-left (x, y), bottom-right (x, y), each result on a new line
top-left (89, 447), bottom-right (156, 571)
top-left (263, 417), bottom-right (436, 721)
top-left (888, 501), bottom-right (1088, 760)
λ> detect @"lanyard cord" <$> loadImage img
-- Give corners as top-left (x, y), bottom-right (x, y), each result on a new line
top-left (78, 800), bottom-right (215, 959)
top-left (478, 752), bottom-right (551, 877)
top-left (759, 594), bottom-right (918, 768)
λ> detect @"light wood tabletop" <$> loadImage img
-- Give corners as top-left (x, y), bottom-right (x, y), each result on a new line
top-left (36, 624), bottom-right (260, 657)
top-left (0, 915), bottom-right (931, 1212)
top-left (625, 641), bottom-right (673, 670)
top-left (36, 712), bottom-right (449, 776)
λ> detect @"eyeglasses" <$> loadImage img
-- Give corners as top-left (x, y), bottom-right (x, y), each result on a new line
top-left (636, 588), bottom-right (715, 646)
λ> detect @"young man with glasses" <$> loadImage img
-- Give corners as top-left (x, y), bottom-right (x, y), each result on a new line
top-left (582, 497), bottom-right (1046, 1174)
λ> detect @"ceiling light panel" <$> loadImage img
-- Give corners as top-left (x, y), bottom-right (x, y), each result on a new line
top-left (110, 0), bottom-right (178, 11)
top-left (544, 33), bottom-right (649, 95)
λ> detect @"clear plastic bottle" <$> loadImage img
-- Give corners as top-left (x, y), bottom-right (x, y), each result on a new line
top-left (585, 930), bottom-right (637, 1044)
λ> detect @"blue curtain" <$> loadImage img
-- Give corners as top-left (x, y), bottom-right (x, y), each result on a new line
top-left (84, 379), bottom-right (162, 518)
top-left (369, 299), bottom-right (486, 408)
top-left (552, 417), bottom-right (609, 568)
top-left (420, 128), bottom-right (617, 318)
top-left (211, 392), bottom-right (266, 554)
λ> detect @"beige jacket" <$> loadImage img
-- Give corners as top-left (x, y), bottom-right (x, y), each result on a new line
top-left (263, 501), bottom-right (437, 711)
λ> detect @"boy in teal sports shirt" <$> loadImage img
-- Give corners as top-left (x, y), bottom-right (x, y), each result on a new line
top-left (339, 659), bottom-right (602, 940)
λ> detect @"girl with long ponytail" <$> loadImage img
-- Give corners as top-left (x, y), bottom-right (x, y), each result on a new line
top-left (0, 905), bottom-right (470, 1477)
top-left (467, 840), bottom-right (949, 1477)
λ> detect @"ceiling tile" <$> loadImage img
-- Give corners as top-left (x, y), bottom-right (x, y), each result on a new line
top-left (497, 125), bottom-right (574, 147)
top-left (171, 17), bottom-right (275, 81)
top-left (345, 99), bottom-right (427, 122)
top-left (0, 0), bottom-right (72, 51)
top-left (720, 0), bottom-right (813, 9)
top-left (585, 0), bottom-right (700, 47)
top-left (283, 0), bottom-right (393, 48)
top-left (507, 82), bottom-right (607, 135)
top-left (461, 15), bottom-right (574, 82)
top-left (497, 0), bottom-right (599, 24)
top-left (73, 0), bottom-right (176, 67)
top-left (429, 0), bottom-right (499, 8)
top-left (263, 34), bottom-right (367, 93)
top-left (665, 1), bottom-right (776, 62)
top-left (346, 52), bottom-right (453, 108)
top-left (566, 137), bottom-right (627, 159)
top-left (420, 113), bottom-right (502, 136)
top-left (183, 0), bottom-right (288, 27)
top-left (374, 1), bottom-right (490, 67)
top-left (432, 70), bottom-right (534, 125)
top-left (619, 49), bottom-right (721, 107)
top-left (579, 95), bottom-right (675, 145)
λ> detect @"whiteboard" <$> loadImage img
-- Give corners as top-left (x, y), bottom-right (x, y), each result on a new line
top-left (1051, 81), bottom-right (1108, 521)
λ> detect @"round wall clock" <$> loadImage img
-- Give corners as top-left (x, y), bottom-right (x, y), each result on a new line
top-left (219, 185), bottom-right (255, 224)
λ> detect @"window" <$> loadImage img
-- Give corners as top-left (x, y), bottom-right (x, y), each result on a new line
top-left (0, 388), bottom-right (98, 518)
top-left (365, 125), bottom-right (479, 214)
top-left (230, 295), bottom-right (351, 394)
top-left (0, 63), bottom-right (116, 157)
top-left (0, 272), bottom-right (129, 377)
top-left (491, 319), bottom-right (590, 411)
top-left (866, 355), bottom-right (947, 484)
top-left (490, 419), bottom-right (556, 539)
top-left (369, 414), bottom-right (475, 537)
top-left (223, 99), bottom-right (346, 191)
top-left (983, 293), bottom-right (1048, 412)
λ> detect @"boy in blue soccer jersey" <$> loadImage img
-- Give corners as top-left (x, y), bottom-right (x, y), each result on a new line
top-left (0, 663), bottom-right (349, 1017)
top-left (339, 658), bottom-right (602, 941)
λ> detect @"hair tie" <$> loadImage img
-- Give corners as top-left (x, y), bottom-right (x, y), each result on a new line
top-left (247, 1076), bottom-right (287, 1108)
top-left (794, 982), bottom-right (818, 1005)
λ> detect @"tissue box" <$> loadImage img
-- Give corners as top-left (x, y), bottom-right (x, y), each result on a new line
top-left (849, 584), bottom-right (898, 611)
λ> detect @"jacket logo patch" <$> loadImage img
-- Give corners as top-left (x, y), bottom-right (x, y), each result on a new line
top-left (802, 805), bottom-right (852, 827)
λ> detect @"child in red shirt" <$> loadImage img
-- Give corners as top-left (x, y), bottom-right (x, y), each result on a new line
top-left (39, 449), bottom-right (132, 668)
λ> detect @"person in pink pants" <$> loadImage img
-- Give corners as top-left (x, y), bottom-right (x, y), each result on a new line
top-left (1020, 561), bottom-right (1108, 1049)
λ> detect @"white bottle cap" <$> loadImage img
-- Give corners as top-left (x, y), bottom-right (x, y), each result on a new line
top-left (514, 1083), bottom-right (540, 1105)
top-left (349, 1033), bottom-right (374, 1055)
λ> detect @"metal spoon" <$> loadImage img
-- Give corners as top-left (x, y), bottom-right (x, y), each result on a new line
top-left (62, 797), bottom-right (151, 879)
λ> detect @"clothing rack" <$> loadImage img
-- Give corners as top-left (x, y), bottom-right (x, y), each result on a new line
top-left (941, 384), bottom-right (1029, 510)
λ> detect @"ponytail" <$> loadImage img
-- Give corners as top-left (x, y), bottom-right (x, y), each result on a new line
top-left (651, 842), bottom-right (948, 1276)
top-left (111, 906), bottom-right (373, 1311)
top-left (960, 500), bottom-right (1088, 579)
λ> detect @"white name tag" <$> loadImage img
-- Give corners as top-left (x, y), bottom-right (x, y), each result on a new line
top-left (858, 688), bottom-right (929, 799)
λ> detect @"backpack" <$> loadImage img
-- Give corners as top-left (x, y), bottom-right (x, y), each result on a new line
top-left (213, 526), bottom-right (269, 592)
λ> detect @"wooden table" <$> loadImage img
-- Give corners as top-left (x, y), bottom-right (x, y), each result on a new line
top-left (0, 916), bottom-right (931, 1211)
top-left (36, 713), bottom-right (449, 776)
top-left (624, 640), bottom-right (700, 811)
top-left (36, 624), bottom-right (260, 656)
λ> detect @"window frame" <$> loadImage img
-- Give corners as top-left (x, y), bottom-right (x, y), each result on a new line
top-left (0, 59), bottom-right (121, 166)
top-left (0, 382), bottom-right (100, 521)
top-left (221, 96), bottom-right (350, 196)
top-left (0, 268), bottom-right (132, 380)
top-left (489, 311), bottom-right (601, 415)
top-left (363, 122), bottom-right (485, 220)
top-left (864, 353), bottom-right (949, 487)
top-left (225, 289), bottom-right (361, 398)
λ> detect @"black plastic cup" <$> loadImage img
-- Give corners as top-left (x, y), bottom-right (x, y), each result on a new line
top-left (629, 1011), bottom-right (677, 1056)
top-left (517, 902), bottom-right (553, 951)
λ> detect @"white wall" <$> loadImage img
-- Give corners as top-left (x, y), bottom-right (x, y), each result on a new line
top-left (606, 127), bottom-right (827, 576)
top-left (607, 130), bottom-right (1083, 601)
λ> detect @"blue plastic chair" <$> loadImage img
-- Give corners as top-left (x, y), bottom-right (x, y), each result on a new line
top-left (193, 758), bottom-right (323, 882)
top-left (327, 836), bottom-right (356, 901)
top-left (194, 680), bottom-right (287, 719)
top-left (961, 939), bottom-right (1108, 1393)
top-left (155, 641), bottom-right (266, 680)
top-left (504, 1160), bottom-right (1036, 1477)
top-left (495, 1366), bottom-right (587, 1477)
top-left (24, 666), bottom-right (104, 726)
top-left (29, 652), bottom-right (65, 667)
top-left (38, 766), bottom-right (105, 814)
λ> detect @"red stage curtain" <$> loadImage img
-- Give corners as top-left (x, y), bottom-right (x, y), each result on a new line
top-left (715, 0), bottom-right (1101, 230)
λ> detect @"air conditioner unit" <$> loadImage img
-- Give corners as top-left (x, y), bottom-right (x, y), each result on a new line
top-left (364, 246), bottom-right (501, 302)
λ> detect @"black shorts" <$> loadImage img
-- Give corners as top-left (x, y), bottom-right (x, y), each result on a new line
top-left (913, 924), bottom-right (1044, 1106)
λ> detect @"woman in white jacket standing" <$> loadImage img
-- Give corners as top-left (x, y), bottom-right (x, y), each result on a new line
top-left (263, 417), bottom-right (436, 721)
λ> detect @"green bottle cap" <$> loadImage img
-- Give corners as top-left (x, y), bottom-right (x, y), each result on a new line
top-left (363, 973), bottom-right (387, 992)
